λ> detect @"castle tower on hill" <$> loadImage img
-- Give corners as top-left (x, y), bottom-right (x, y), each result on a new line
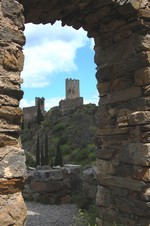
top-left (59, 78), bottom-right (83, 113)
top-left (66, 78), bottom-right (80, 99)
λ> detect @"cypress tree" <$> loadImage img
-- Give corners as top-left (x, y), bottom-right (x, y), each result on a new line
top-left (36, 133), bottom-right (40, 166)
top-left (37, 101), bottom-right (43, 124)
top-left (27, 120), bottom-right (31, 129)
top-left (44, 132), bottom-right (49, 165)
top-left (54, 140), bottom-right (63, 167)
top-left (41, 143), bottom-right (45, 166)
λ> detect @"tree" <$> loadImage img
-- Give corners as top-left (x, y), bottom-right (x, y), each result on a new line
top-left (37, 101), bottom-right (43, 124)
top-left (41, 143), bottom-right (45, 166)
top-left (44, 132), bottom-right (49, 165)
top-left (54, 140), bottom-right (63, 167)
top-left (36, 133), bottom-right (40, 166)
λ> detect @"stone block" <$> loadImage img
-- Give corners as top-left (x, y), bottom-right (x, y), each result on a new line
top-left (0, 178), bottom-right (24, 195)
top-left (101, 87), bottom-right (142, 105)
top-left (0, 106), bottom-right (22, 124)
top-left (0, 27), bottom-right (25, 45)
top-left (120, 143), bottom-right (150, 166)
top-left (0, 119), bottom-right (21, 133)
top-left (99, 133), bottom-right (129, 146)
top-left (83, 166), bottom-right (98, 184)
top-left (97, 173), bottom-right (146, 191)
top-left (111, 187), bottom-right (128, 197)
top-left (129, 111), bottom-right (150, 126)
top-left (0, 146), bottom-right (26, 178)
top-left (110, 77), bottom-right (133, 92)
top-left (141, 188), bottom-right (150, 201)
top-left (115, 163), bottom-right (134, 178)
top-left (1, 0), bottom-right (24, 29)
top-left (113, 28), bottom-right (132, 42)
top-left (83, 182), bottom-right (97, 200)
top-left (0, 94), bottom-right (19, 106)
top-left (34, 169), bottom-right (63, 181)
top-left (96, 158), bottom-right (115, 175)
top-left (139, 9), bottom-right (150, 19)
top-left (0, 192), bottom-right (26, 226)
top-left (0, 133), bottom-right (19, 147)
top-left (3, 48), bottom-right (24, 72)
top-left (96, 147), bottom-right (117, 160)
top-left (97, 127), bottom-right (129, 136)
top-left (0, 88), bottom-right (24, 101)
top-left (112, 51), bottom-right (150, 78)
top-left (116, 97), bottom-right (150, 111)
top-left (135, 67), bottom-right (150, 86)
top-left (46, 181), bottom-right (60, 192)
top-left (30, 181), bottom-right (47, 192)
top-left (115, 197), bottom-right (150, 217)
top-left (135, 34), bottom-right (150, 52)
top-left (97, 81), bottom-right (109, 96)
top-left (96, 185), bottom-right (112, 207)
top-left (133, 166), bottom-right (150, 181)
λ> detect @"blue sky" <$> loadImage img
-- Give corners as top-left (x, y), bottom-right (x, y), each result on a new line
top-left (20, 22), bottom-right (98, 111)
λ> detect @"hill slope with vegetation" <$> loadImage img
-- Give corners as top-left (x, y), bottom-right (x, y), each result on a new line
top-left (21, 104), bottom-right (98, 167)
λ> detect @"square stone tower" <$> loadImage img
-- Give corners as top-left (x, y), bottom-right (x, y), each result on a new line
top-left (66, 78), bottom-right (80, 99)
top-left (59, 78), bottom-right (83, 113)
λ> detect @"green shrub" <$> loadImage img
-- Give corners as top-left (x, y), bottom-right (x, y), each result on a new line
top-left (71, 205), bottom-right (97, 226)
top-left (53, 122), bottom-right (65, 133)
top-left (25, 151), bottom-right (35, 167)
top-left (61, 143), bottom-right (71, 155)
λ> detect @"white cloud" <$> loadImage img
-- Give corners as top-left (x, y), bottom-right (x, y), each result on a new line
top-left (84, 94), bottom-right (99, 106)
top-left (20, 99), bottom-right (35, 108)
top-left (22, 22), bottom-right (90, 88)
top-left (45, 97), bottom-right (64, 111)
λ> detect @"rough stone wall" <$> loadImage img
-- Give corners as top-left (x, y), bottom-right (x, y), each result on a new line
top-left (59, 97), bottom-right (83, 113)
top-left (23, 106), bottom-right (37, 122)
top-left (0, 0), bottom-right (150, 225)
top-left (23, 165), bottom-right (81, 205)
top-left (0, 0), bottom-right (26, 225)
top-left (94, 2), bottom-right (150, 225)
top-left (23, 97), bottom-right (46, 124)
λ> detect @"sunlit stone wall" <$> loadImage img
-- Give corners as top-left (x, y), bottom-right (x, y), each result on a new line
top-left (0, 0), bottom-right (26, 225)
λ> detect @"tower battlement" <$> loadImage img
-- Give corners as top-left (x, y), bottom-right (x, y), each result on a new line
top-left (66, 78), bottom-right (80, 100)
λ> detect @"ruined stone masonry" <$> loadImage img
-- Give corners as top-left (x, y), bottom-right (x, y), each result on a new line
top-left (23, 97), bottom-right (45, 124)
top-left (0, 0), bottom-right (150, 225)
top-left (23, 164), bottom-right (82, 205)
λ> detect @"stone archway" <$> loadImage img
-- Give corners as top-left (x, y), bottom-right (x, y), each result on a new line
top-left (0, 0), bottom-right (150, 225)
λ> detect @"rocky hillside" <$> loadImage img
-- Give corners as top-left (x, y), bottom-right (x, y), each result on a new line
top-left (21, 104), bottom-right (98, 167)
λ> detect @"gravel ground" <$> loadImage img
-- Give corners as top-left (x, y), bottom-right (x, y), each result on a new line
top-left (25, 201), bottom-right (78, 226)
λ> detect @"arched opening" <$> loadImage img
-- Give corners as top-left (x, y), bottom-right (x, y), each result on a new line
top-left (20, 22), bottom-right (99, 225)
top-left (0, 0), bottom-right (149, 225)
